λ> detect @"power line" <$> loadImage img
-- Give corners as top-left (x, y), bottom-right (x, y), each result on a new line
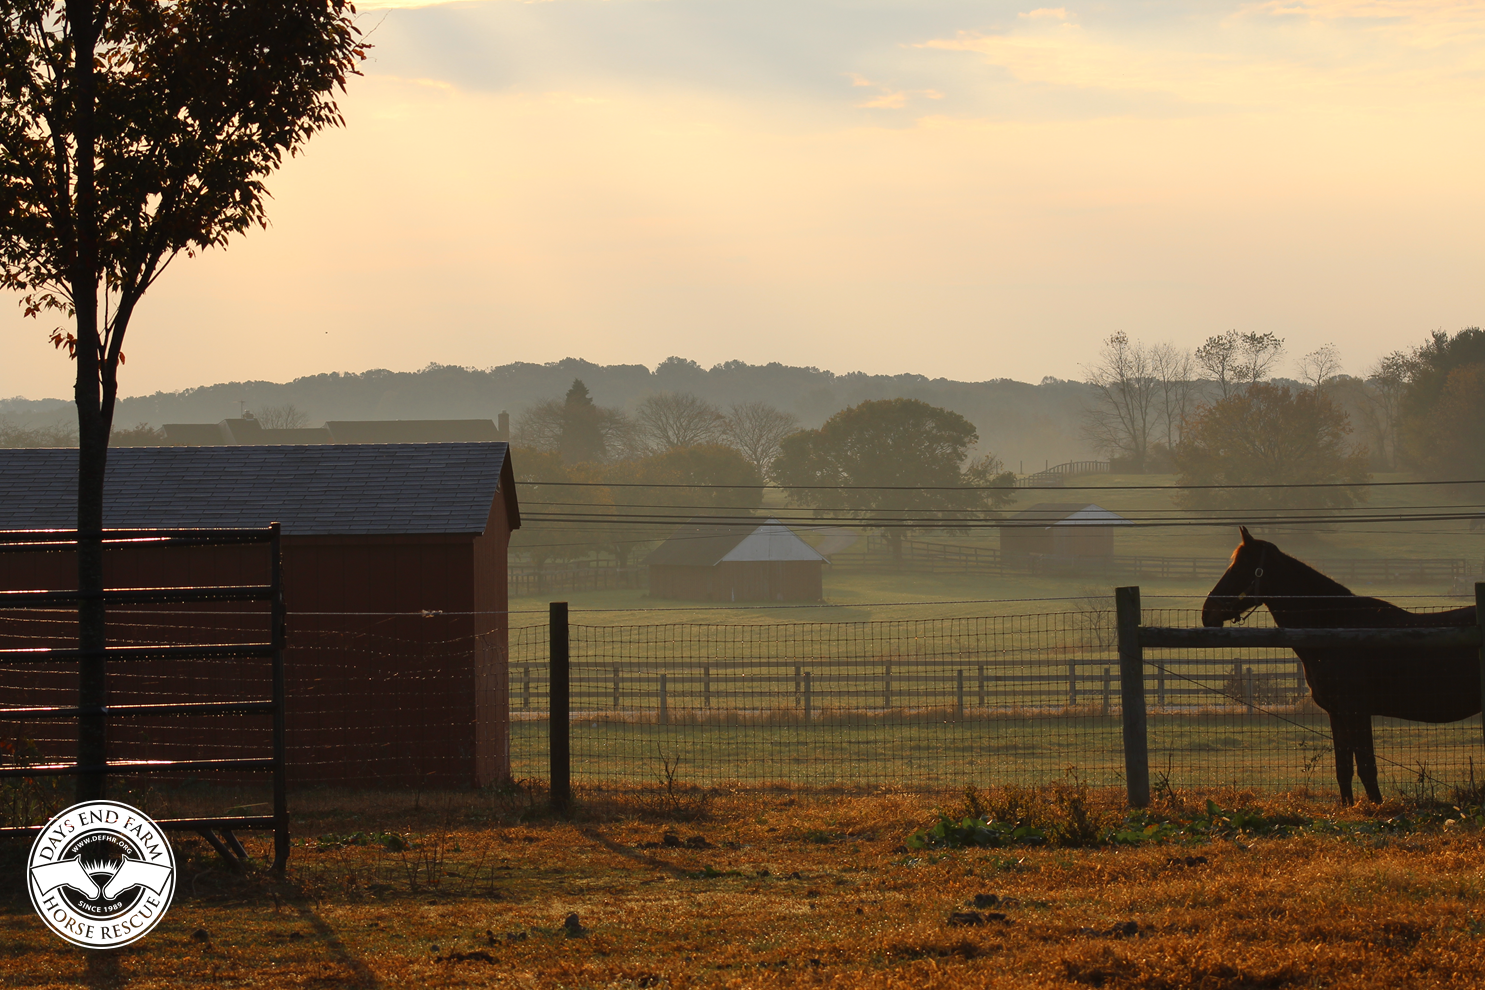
top-left (521, 509), bottom-right (1485, 528)
top-left (518, 498), bottom-right (1485, 515)
top-left (522, 477), bottom-right (1479, 491)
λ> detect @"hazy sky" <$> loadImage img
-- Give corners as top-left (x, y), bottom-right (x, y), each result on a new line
top-left (3, 0), bottom-right (1482, 399)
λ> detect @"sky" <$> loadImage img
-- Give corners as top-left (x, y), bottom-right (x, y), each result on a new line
top-left (2, 0), bottom-right (1483, 400)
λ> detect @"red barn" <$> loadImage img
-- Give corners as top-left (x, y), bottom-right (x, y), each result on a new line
top-left (646, 518), bottom-right (827, 602)
top-left (0, 443), bottom-right (518, 788)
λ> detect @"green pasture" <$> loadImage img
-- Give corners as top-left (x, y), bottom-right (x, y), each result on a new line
top-left (507, 709), bottom-right (1485, 799)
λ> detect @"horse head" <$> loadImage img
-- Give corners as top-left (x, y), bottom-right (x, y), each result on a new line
top-left (1201, 526), bottom-right (1272, 627)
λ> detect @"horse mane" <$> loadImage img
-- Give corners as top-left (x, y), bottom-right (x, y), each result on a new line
top-left (1263, 541), bottom-right (1355, 597)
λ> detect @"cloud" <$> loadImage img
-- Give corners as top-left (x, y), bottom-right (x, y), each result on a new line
top-left (1019, 8), bottom-right (1071, 20)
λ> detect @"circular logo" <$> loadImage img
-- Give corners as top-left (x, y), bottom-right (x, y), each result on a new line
top-left (27, 800), bottom-right (176, 948)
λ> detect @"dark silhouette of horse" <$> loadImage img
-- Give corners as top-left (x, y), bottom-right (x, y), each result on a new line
top-left (1202, 527), bottom-right (1478, 804)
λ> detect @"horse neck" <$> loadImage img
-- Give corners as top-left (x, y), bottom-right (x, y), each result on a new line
top-left (1257, 547), bottom-right (1357, 625)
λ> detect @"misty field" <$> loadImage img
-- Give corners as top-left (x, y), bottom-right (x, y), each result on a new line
top-left (4, 783), bottom-right (1485, 989)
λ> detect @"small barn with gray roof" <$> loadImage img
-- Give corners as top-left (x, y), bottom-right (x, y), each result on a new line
top-left (646, 518), bottom-right (827, 602)
top-left (1000, 502), bottom-right (1131, 561)
top-left (0, 443), bottom-right (519, 788)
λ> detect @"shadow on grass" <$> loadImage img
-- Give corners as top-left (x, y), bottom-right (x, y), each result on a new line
top-left (293, 900), bottom-right (381, 988)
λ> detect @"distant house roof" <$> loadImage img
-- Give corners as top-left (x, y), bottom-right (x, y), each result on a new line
top-left (161, 423), bottom-right (230, 445)
top-left (646, 518), bottom-right (829, 567)
top-left (325, 420), bottom-right (503, 443)
top-left (1010, 503), bottom-right (1132, 527)
top-left (159, 418), bottom-right (504, 446)
top-left (0, 443), bottom-right (519, 536)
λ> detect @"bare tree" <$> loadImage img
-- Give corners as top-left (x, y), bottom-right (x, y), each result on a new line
top-left (255, 403), bottom-right (311, 429)
top-left (1082, 332), bottom-right (1158, 470)
top-left (513, 398), bottom-right (567, 453)
top-left (635, 392), bottom-right (725, 452)
top-left (1149, 342), bottom-right (1196, 449)
top-left (1195, 331), bottom-right (1285, 398)
top-left (1296, 344), bottom-right (1342, 395)
top-left (721, 402), bottom-right (799, 477)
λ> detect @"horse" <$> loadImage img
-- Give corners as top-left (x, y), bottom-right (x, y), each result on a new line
top-left (1201, 526), bottom-right (1479, 804)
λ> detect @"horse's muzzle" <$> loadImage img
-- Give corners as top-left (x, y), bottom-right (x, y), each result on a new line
top-left (1201, 602), bottom-right (1235, 627)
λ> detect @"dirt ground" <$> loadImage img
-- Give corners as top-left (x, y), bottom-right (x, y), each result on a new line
top-left (3, 785), bottom-right (1485, 989)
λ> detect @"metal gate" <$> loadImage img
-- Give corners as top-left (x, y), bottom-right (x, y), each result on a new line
top-left (0, 525), bottom-right (288, 871)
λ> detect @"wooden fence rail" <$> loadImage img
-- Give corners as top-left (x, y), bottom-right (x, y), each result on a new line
top-left (1116, 584), bottom-right (1485, 809)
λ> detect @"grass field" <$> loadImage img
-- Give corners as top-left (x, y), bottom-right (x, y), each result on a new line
top-left (5, 783), bottom-right (1485, 989)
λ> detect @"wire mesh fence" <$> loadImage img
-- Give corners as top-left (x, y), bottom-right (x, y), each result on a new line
top-left (510, 605), bottom-right (1485, 802)
top-left (5, 599), bottom-right (1484, 828)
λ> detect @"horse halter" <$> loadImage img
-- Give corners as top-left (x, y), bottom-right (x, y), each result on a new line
top-left (1231, 544), bottom-right (1269, 623)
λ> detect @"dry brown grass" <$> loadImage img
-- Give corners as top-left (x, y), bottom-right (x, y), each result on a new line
top-left (3, 785), bottom-right (1485, 988)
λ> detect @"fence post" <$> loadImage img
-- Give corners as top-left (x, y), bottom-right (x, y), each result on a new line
top-left (658, 673), bottom-right (669, 726)
top-left (1115, 586), bottom-right (1150, 808)
top-left (803, 672), bottom-right (813, 721)
top-left (549, 601), bottom-right (570, 816)
top-left (977, 664), bottom-right (986, 707)
top-left (1244, 666), bottom-right (1256, 713)
top-left (955, 670), bottom-right (965, 721)
top-left (1101, 667), bottom-right (1111, 716)
top-left (1476, 583), bottom-right (1485, 753)
top-left (703, 666), bottom-right (712, 709)
top-left (883, 662), bottom-right (892, 709)
top-left (1157, 663), bottom-right (1166, 707)
top-left (1067, 662), bottom-right (1077, 706)
top-left (269, 521), bottom-right (290, 873)
top-left (795, 665), bottom-right (802, 706)
top-left (522, 667), bottom-right (530, 710)
top-left (613, 666), bottom-right (621, 709)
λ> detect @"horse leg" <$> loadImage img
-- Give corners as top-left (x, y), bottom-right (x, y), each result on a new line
top-left (1329, 712), bottom-right (1356, 805)
top-left (1354, 716), bottom-right (1382, 803)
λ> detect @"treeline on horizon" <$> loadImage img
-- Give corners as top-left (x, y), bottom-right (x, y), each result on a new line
top-left (0, 355), bottom-right (1097, 468)
top-left (3, 326), bottom-right (1483, 492)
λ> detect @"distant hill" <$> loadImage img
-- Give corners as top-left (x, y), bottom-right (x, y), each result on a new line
top-left (8, 358), bottom-right (1104, 467)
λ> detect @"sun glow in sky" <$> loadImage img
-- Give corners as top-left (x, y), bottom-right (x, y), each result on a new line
top-left (3, 0), bottom-right (1482, 398)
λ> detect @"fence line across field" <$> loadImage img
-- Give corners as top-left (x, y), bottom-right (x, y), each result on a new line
top-left (513, 597), bottom-right (1485, 805)
top-left (507, 655), bottom-right (1310, 719)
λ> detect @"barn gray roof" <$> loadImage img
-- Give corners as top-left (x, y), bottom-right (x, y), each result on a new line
top-left (0, 443), bottom-right (519, 536)
top-left (1011, 503), bottom-right (1131, 526)
top-left (646, 518), bottom-right (828, 567)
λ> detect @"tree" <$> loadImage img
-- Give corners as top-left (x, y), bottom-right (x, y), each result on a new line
top-left (634, 392), bottom-right (724, 452)
top-left (1295, 344), bottom-right (1342, 395)
top-left (720, 401), bottom-right (797, 478)
top-left (1195, 331), bottom-right (1285, 398)
top-left (1335, 350), bottom-right (1410, 471)
top-left (1149, 341), bottom-right (1196, 453)
top-left (512, 443), bottom-right (763, 572)
top-left (514, 378), bottom-right (628, 464)
top-left (771, 398), bottom-right (1015, 560)
top-left (1397, 327), bottom-right (1485, 480)
top-left (108, 421), bottom-right (165, 446)
top-left (1081, 332), bottom-right (1157, 471)
top-left (1173, 383), bottom-right (1369, 511)
top-left (0, 0), bottom-right (363, 800)
top-left (254, 403), bottom-right (310, 429)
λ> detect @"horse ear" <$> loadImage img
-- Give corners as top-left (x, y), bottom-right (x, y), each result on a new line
top-left (1239, 525), bottom-right (1253, 545)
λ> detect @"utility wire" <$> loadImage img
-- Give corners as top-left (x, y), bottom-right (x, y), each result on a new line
top-left (524, 478), bottom-right (1480, 491)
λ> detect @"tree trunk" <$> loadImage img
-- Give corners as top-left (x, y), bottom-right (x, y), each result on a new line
top-left (887, 530), bottom-right (903, 563)
top-left (70, 0), bottom-right (107, 802)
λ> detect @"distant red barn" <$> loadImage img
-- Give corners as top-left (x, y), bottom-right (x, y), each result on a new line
top-left (0, 443), bottom-right (519, 788)
top-left (646, 518), bottom-right (827, 602)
